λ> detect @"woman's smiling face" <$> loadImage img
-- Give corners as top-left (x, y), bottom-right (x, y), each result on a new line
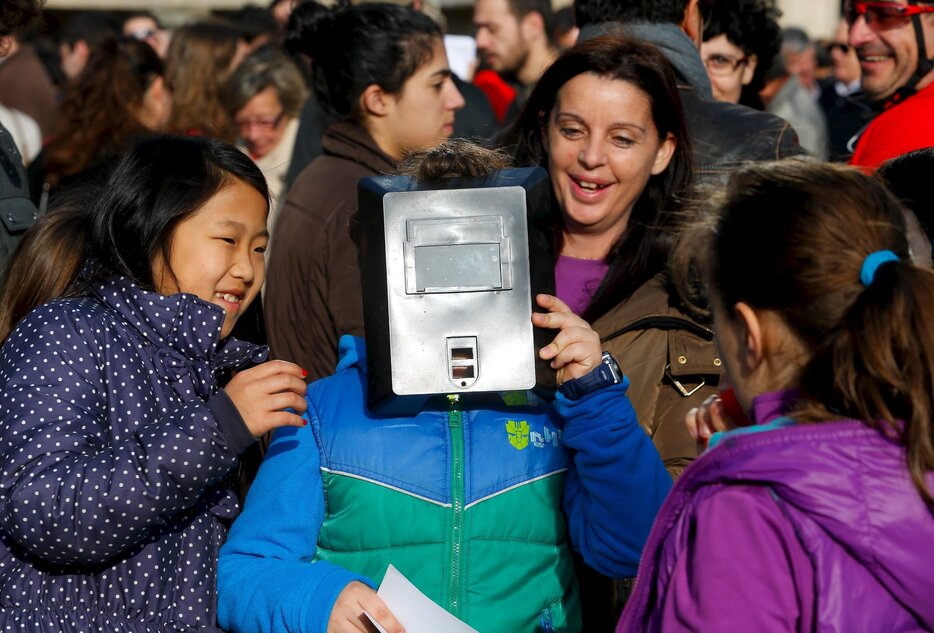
top-left (544, 72), bottom-right (675, 246)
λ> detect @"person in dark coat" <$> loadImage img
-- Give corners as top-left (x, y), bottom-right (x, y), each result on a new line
top-left (817, 19), bottom-right (873, 162)
top-left (0, 136), bottom-right (307, 632)
top-left (0, 0), bottom-right (42, 283)
top-left (265, 3), bottom-right (464, 381)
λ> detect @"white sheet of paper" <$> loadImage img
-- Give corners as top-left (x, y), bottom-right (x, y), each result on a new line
top-left (444, 34), bottom-right (477, 81)
top-left (363, 565), bottom-right (479, 633)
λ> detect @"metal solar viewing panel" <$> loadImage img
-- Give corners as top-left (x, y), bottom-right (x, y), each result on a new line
top-left (357, 167), bottom-right (555, 412)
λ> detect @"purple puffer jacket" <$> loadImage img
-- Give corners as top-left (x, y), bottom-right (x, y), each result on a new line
top-left (0, 275), bottom-right (266, 632)
top-left (617, 392), bottom-right (934, 632)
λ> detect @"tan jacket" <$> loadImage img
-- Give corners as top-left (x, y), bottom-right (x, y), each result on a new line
top-left (591, 274), bottom-right (723, 479)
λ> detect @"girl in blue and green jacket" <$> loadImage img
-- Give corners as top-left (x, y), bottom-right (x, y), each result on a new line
top-left (217, 282), bottom-right (673, 633)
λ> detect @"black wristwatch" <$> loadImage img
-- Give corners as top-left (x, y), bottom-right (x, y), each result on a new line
top-left (558, 351), bottom-right (623, 400)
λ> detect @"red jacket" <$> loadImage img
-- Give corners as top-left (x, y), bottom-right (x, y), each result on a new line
top-left (850, 82), bottom-right (934, 171)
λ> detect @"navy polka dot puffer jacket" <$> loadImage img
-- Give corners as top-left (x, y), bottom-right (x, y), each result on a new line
top-left (0, 274), bottom-right (266, 632)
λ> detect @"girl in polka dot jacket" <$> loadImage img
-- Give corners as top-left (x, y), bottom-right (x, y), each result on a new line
top-left (0, 136), bottom-right (308, 632)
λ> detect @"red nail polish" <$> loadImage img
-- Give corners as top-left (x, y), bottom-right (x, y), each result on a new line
top-left (301, 368), bottom-right (308, 378)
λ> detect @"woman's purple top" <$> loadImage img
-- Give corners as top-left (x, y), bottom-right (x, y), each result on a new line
top-left (555, 254), bottom-right (609, 315)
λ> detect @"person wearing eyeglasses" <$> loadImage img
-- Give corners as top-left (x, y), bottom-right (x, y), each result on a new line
top-left (226, 45), bottom-right (307, 238)
top-left (700, 0), bottom-right (782, 109)
top-left (817, 18), bottom-right (874, 161)
top-left (848, 0), bottom-right (934, 170)
top-left (122, 11), bottom-right (170, 59)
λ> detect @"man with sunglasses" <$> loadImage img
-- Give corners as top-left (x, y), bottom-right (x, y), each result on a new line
top-left (574, 0), bottom-right (806, 188)
top-left (848, 0), bottom-right (934, 169)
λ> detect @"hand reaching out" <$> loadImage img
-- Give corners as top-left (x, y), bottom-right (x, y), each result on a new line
top-left (686, 390), bottom-right (747, 451)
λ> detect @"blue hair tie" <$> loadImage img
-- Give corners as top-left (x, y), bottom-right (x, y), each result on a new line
top-left (860, 250), bottom-right (900, 286)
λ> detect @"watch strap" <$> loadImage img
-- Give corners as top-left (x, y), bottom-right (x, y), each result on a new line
top-left (559, 352), bottom-right (622, 400)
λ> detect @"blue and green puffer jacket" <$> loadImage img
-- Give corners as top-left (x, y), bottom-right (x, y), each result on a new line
top-left (217, 336), bottom-right (672, 633)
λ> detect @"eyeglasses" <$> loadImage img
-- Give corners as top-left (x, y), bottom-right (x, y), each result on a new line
top-left (828, 42), bottom-right (851, 54)
top-left (235, 110), bottom-right (285, 133)
top-left (846, 1), bottom-right (934, 32)
top-left (702, 54), bottom-right (749, 76)
top-left (128, 28), bottom-right (158, 41)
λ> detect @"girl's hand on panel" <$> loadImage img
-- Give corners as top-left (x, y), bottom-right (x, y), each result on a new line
top-left (224, 360), bottom-right (308, 437)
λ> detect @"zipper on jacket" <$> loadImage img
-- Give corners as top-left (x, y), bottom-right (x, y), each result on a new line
top-left (446, 394), bottom-right (465, 618)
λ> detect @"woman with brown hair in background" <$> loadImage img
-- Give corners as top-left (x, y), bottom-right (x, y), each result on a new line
top-left (165, 20), bottom-right (247, 139)
top-left (28, 37), bottom-right (170, 207)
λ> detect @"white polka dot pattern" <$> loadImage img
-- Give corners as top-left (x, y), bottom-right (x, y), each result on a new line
top-left (0, 275), bottom-right (267, 631)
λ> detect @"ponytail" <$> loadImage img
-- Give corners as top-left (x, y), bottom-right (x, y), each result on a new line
top-left (284, 2), bottom-right (440, 121)
top-left (797, 260), bottom-right (934, 506)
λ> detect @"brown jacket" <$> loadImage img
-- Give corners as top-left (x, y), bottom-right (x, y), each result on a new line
top-left (576, 275), bottom-right (723, 631)
top-left (264, 121), bottom-right (396, 380)
top-left (591, 274), bottom-right (723, 479)
top-left (0, 46), bottom-right (58, 138)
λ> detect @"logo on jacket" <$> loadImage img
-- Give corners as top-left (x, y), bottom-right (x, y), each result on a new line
top-left (506, 420), bottom-right (529, 450)
top-left (505, 420), bottom-right (562, 450)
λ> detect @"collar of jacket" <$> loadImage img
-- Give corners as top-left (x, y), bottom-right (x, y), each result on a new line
top-left (578, 21), bottom-right (713, 100)
top-left (322, 120), bottom-right (398, 175)
top-left (87, 271), bottom-right (268, 373)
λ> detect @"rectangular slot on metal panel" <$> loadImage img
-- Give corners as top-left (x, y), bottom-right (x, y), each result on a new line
top-left (452, 366), bottom-right (475, 379)
top-left (447, 336), bottom-right (478, 389)
top-left (451, 347), bottom-right (474, 361)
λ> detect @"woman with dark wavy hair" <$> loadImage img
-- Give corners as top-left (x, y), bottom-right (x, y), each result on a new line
top-left (28, 36), bottom-right (170, 205)
top-left (502, 34), bottom-right (716, 480)
top-left (502, 36), bottom-right (715, 627)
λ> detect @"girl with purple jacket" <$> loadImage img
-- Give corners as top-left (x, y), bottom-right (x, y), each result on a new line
top-left (618, 160), bottom-right (934, 632)
top-left (0, 136), bottom-right (307, 632)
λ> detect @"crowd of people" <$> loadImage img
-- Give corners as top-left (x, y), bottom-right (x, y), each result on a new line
top-left (0, 0), bottom-right (932, 631)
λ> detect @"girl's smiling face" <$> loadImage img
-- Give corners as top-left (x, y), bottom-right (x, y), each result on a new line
top-left (150, 178), bottom-right (269, 339)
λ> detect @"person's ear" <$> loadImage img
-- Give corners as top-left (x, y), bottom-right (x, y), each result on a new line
top-left (741, 54), bottom-right (758, 87)
top-left (734, 301), bottom-right (765, 372)
top-left (651, 132), bottom-right (676, 175)
top-left (519, 11), bottom-right (546, 43)
top-left (75, 39), bottom-right (91, 67)
top-left (360, 84), bottom-right (393, 118)
top-left (680, 0), bottom-right (703, 49)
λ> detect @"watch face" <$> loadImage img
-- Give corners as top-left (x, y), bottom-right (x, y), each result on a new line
top-left (602, 353), bottom-right (622, 383)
